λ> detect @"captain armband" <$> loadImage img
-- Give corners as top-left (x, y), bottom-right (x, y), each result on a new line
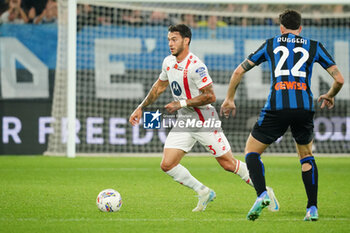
top-left (241, 59), bottom-right (254, 71)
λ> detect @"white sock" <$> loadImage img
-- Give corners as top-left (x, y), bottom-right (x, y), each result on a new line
top-left (234, 160), bottom-right (254, 187)
top-left (166, 164), bottom-right (209, 195)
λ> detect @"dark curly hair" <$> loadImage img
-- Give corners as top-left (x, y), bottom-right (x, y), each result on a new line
top-left (279, 9), bottom-right (302, 30)
top-left (168, 24), bottom-right (192, 45)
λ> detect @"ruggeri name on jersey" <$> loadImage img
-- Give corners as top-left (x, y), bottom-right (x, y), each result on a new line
top-left (277, 37), bottom-right (307, 44)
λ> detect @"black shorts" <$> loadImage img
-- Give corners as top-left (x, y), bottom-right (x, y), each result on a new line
top-left (251, 109), bottom-right (315, 145)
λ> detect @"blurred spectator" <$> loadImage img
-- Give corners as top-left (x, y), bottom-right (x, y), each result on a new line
top-left (148, 11), bottom-right (172, 26)
top-left (241, 4), bottom-right (249, 26)
top-left (0, 2), bottom-right (346, 27)
top-left (208, 15), bottom-right (227, 29)
top-left (328, 5), bottom-right (349, 27)
top-left (333, 5), bottom-right (343, 13)
top-left (0, 0), bottom-right (8, 15)
top-left (95, 6), bottom-right (117, 25)
top-left (22, 0), bottom-right (46, 18)
top-left (197, 15), bottom-right (227, 29)
top-left (0, 0), bottom-right (28, 23)
top-left (122, 9), bottom-right (145, 26)
top-left (197, 15), bottom-right (227, 38)
top-left (77, 4), bottom-right (98, 30)
top-left (27, 6), bottom-right (35, 23)
top-left (181, 14), bottom-right (197, 28)
top-left (34, 0), bottom-right (57, 24)
top-left (223, 4), bottom-right (241, 25)
top-left (259, 4), bottom-right (274, 26)
top-left (311, 10), bottom-right (322, 26)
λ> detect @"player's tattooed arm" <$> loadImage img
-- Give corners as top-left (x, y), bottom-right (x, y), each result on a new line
top-left (139, 79), bottom-right (169, 109)
top-left (130, 79), bottom-right (169, 125)
top-left (220, 60), bottom-right (255, 118)
top-left (325, 65), bottom-right (344, 97)
top-left (187, 84), bottom-right (216, 107)
top-left (328, 66), bottom-right (340, 77)
top-left (164, 84), bottom-right (216, 113)
top-left (241, 59), bottom-right (255, 71)
top-left (318, 65), bottom-right (344, 109)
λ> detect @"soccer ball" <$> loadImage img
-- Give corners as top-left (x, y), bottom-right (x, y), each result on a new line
top-left (96, 189), bottom-right (122, 212)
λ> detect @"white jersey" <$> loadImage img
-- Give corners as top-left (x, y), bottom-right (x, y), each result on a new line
top-left (159, 52), bottom-right (230, 156)
top-left (159, 52), bottom-right (215, 121)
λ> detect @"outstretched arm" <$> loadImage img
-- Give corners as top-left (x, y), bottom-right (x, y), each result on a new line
top-left (129, 79), bottom-right (169, 126)
top-left (220, 59), bottom-right (255, 118)
top-left (318, 65), bottom-right (344, 109)
top-left (164, 84), bottom-right (216, 113)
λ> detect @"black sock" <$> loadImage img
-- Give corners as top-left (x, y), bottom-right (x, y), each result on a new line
top-left (300, 156), bottom-right (318, 208)
top-left (245, 152), bottom-right (266, 196)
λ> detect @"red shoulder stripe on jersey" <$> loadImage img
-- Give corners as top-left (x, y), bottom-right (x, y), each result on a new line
top-left (183, 59), bottom-right (205, 123)
top-left (183, 59), bottom-right (192, 99)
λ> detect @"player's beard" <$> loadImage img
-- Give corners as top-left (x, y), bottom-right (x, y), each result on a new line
top-left (172, 43), bottom-right (185, 57)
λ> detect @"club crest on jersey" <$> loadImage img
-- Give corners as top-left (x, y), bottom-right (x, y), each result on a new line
top-left (171, 81), bottom-right (182, 96)
top-left (196, 67), bottom-right (207, 78)
top-left (173, 64), bottom-right (183, 71)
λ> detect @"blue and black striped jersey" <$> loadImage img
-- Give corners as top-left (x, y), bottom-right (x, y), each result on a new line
top-left (248, 33), bottom-right (336, 111)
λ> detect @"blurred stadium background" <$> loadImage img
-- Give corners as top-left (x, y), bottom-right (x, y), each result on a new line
top-left (0, 0), bottom-right (349, 156)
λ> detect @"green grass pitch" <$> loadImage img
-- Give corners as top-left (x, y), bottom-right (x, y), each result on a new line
top-left (0, 155), bottom-right (349, 233)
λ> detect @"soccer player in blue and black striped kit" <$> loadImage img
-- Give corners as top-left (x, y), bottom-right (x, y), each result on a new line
top-left (221, 9), bottom-right (344, 221)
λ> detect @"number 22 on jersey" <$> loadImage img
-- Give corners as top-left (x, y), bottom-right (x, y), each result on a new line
top-left (273, 46), bottom-right (309, 78)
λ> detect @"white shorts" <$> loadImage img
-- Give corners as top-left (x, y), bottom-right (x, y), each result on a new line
top-left (164, 129), bottom-right (231, 157)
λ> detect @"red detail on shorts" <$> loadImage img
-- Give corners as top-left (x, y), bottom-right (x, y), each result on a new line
top-left (214, 130), bottom-right (218, 134)
top-left (208, 145), bottom-right (216, 155)
top-left (167, 66), bottom-right (170, 71)
top-left (202, 77), bottom-right (208, 82)
top-left (246, 178), bottom-right (251, 184)
top-left (194, 60), bottom-right (197, 63)
top-left (218, 138), bottom-right (222, 142)
top-left (190, 55), bottom-right (193, 59)
top-left (222, 146), bottom-right (225, 151)
top-left (183, 59), bottom-right (205, 123)
top-left (174, 64), bottom-right (178, 69)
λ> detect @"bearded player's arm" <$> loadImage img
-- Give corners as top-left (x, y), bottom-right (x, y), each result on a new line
top-left (129, 79), bottom-right (169, 126)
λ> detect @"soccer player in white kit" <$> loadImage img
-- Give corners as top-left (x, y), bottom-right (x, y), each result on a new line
top-left (129, 24), bottom-right (279, 212)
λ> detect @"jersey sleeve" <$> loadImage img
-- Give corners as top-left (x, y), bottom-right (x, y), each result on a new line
top-left (247, 41), bottom-right (267, 65)
top-left (190, 63), bottom-right (213, 89)
top-left (315, 42), bottom-right (336, 69)
top-left (159, 59), bottom-right (168, 81)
